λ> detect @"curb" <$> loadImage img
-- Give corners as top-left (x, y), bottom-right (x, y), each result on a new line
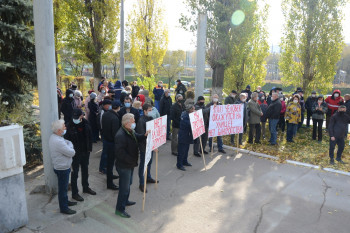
top-left (213, 143), bottom-right (350, 177)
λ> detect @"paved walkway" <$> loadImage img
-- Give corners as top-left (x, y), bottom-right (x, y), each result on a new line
top-left (18, 140), bottom-right (350, 233)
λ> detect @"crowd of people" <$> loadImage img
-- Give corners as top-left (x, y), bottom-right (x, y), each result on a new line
top-left (51, 79), bottom-right (350, 218)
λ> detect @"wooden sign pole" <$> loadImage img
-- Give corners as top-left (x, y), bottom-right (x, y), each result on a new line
top-left (142, 168), bottom-right (147, 212)
top-left (236, 135), bottom-right (239, 155)
top-left (199, 137), bottom-right (207, 171)
top-left (155, 150), bottom-right (158, 189)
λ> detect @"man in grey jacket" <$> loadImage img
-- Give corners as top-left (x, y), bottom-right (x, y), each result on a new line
top-left (49, 119), bottom-right (76, 215)
top-left (247, 92), bottom-right (263, 144)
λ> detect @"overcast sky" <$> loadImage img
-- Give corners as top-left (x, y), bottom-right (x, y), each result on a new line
top-left (124, 0), bottom-right (350, 51)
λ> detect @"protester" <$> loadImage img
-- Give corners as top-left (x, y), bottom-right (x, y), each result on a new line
top-left (159, 89), bottom-right (172, 140)
top-left (122, 80), bottom-right (129, 88)
top-left (57, 84), bottom-right (63, 119)
top-left (255, 86), bottom-right (263, 94)
top-left (61, 89), bottom-right (75, 124)
top-left (278, 94), bottom-right (286, 132)
top-left (305, 91), bottom-right (318, 128)
top-left (97, 99), bottom-right (112, 174)
top-left (131, 81), bottom-right (140, 99)
top-left (232, 93), bottom-right (248, 146)
top-left (265, 92), bottom-right (282, 145)
top-left (136, 103), bottom-right (158, 193)
top-left (328, 105), bottom-right (350, 165)
top-left (153, 81), bottom-right (164, 111)
top-left (247, 92), bottom-right (262, 144)
top-left (224, 90), bottom-right (238, 104)
top-left (147, 102), bottom-right (160, 120)
top-left (311, 95), bottom-right (328, 142)
top-left (258, 93), bottom-right (268, 139)
top-left (132, 100), bottom-right (143, 116)
top-left (184, 90), bottom-right (195, 106)
top-left (49, 120), bottom-right (76, 215)
top-left (120, 86), bottom-right (132, 104)
top-left (118, 96), bottom-right (140, 124)
top-left (73, 90), bottom-right (83, 109)
top-left (88, 93), bottom-right (99, 142)
top-left (177, 104), bottom-right (195, 171)
top-left (285, 94), bottom-right (301, 143)
top-left (193, 96), bottom-right (209, 156)
top-left (136, 94), bottom-right (146, 106)
top-left (101, 101), bottom-right (121, 190)
top-left (175, 79), bottom-right (187, 98)
top-left (65, 109), bottom-right (96, 202)
top-left (241, 85), bottom-right (252, 101)
top-left (114, 113), bottom-right (149, 218)
top-left (207, 94), bottom-right (226, 153)
top-left (114, 80), bottom-right (123, 101)
top-left (296, 89), bottom-right (305, 129)
top-left (325, 90), bottom-right (344, 130)
top-left (170, 94), bottom-right (184, 156)
top-left (139, 85), bottom-right (145, 92)
top-left (97, 86), bottom-right (107, 103)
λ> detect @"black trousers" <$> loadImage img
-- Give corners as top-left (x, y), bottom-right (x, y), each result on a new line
top-left (71, 151), bottom-right (90, 195)
top-left (248, 123), bottom-right (261, 143)
top-left (306, 111), bottom-right (312, 127)
top-left (312, 119), bottom-right (323, 141)
top-left (105, 140), bottom-right (116, 186)
top-left (329, 137), bottom-right (345, 161)
top-left (278, 116), bottom-right (285, 132)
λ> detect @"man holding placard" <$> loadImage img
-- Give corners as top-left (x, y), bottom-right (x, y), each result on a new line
top-left (193, 96), bottom-right (209, 156)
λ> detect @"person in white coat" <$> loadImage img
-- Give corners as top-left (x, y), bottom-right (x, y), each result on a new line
top-left (49, 119), bottom-right (76, 215)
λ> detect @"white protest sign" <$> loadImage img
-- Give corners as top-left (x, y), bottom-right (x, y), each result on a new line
top-left (208, 104), bottom-right (244, 138)
top-left (144, 115), bottom-right (167, 174)
top-left (189, 109), bottom-right (205, 139)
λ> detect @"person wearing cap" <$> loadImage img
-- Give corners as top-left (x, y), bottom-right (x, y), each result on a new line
top-left (101, 101), bottom-right (121, 190)
top-left (325, 90), bottom-right (344, 130)
top-left (118, 96), bottom-right (140, 124)
top-left (153, 81), bottom-right (164, 111)
top-left (49, 119), bottom-right (77, 215)
top-left (64, 108), bottom-right (96, 202)
top-left (61, 89), bottom-right (75, 124)
top-left (170, 94), bottom-right (184, 156)
top-left (193, 96), bottom-right (209, 156)
top-left (88, 92), bottom-right (99, 142)
top-left (305, 91), bottom-right (318, 128)
top-left (175, 79), bottom-right (187, 98)
top-left (159, 89), bottom-right (173, 140)
top-left (224, 90), bottom-right (238, 105)
top-left (207, 94), bottom-right (226, 153)
top-left (177, 104), bottom-right (195, 171)
top-left (328, 105), bottom-right (350, 165)
top-left (241, 85), bottom-right (252, 101)
top-left (311, 95), bottom-right (328, 142)
top-left (97, 99), bottom-right (112, 174)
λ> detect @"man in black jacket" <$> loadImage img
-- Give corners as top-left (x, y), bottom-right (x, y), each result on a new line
top-left (118, 96), bottom-right (140, 124)
top-left (224, 90), bottom-right (238, 105)
top-left (265, 93), bottom-right (282, 145)
top-left (170, 94), bottom-right (184, 155)
top-left (241, 85), bottom-right (252, 101)
top-left (61, 89), bottom-right (75, 124)
top-left (114, 113), bottom-right (149, 218)
top-left (328, 105), bottom-right (350, 165)
top-left (175, 79), bottom-right (187, 98)
top-left (305, 91), bottom-right (318, 127)
top-left (101, 101), bottom-right (121, 190)
top-left (159, 89), bottom-right (173, 140)
top-left (193, 96), bottom-right (209, 156)
top-left (65, 109), bottom-right (96, 202)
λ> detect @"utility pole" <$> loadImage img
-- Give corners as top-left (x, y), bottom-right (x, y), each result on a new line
top-left (195, 13), bottom-right (207, 101)
top-left (120, 0), bottom-right (125, 81)
top-left (33, 0), bottom-right (58, 193)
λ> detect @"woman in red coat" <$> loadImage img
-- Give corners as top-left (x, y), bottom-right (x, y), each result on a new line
top-left (325, 90), bottom-right (344, 129)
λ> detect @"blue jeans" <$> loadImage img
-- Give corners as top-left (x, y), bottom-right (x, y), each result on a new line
top-left (269, 119), bottom-right (279, 145)
top-left (177, 143), bottom-right (190, 168)
top-left (138, 151), bottom-right (153, 185)
top-left (99, 139), bottom-right (108, 172)
top-left (286, 123), bottom-right (298, 142)
top-left (155, 100), bottom-right (160, 112)
top-left (116, 167), bottom-right (134, 212)
top-left (54, 168), bottom-right (71, 212)
top-left (208, 136), bottom-right (223, 150)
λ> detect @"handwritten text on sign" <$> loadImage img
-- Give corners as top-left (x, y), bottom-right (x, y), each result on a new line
top-left (147, 115), bottom-right (167, 150)
top-left (208, 104), bottom-right (244, 137)
top-left (189, 109), bottom-right (205, 139)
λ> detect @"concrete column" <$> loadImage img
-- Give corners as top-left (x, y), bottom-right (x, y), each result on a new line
top-left (195, 13), bottom-right (207, 101)
top-left (33, 0), bottom-right (58, 193)
top-left (120, 0), bottom-right (125, 81)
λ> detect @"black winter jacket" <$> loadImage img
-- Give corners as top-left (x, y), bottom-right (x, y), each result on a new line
top-left (305, 96), bottom-right (318, 113)
top-left (159, 95), bottom-right (172, 116)
top-left (118, 107), bottom-right (140, 124)
top-left (135, 115), bottom-right (153, 152)
top-left (329, 112), bottom-right (350, 139)
top-left (61, 89), bottom-right (75, 123)
top-left (101, 110), bottom-right (120, 142)
top-left (114, 127), bottom-right (146, 168)
top-left (64, 118), bottom-right (93, 153)
top-left (170, 102), bottom-right (184, 128)
top-left (265, 99), bottom-right (282, 119)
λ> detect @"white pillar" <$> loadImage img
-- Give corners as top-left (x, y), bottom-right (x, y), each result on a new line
top-left (195, 13), bottom-right (207, 101)
top-left (120, 0), bottom-right (125, 81)
top-left (33, 0), bottom-right (58, 193)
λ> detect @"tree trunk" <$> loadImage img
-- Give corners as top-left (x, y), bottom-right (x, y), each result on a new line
top-left (211, 64), bottom-right (225, 101)
top-left (93, 61), bottom-right (102, 92)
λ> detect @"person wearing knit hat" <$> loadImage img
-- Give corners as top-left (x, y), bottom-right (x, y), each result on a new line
top-left (159, 89), bottom-right (173, 140)
top-left (241, 85), bottom-right (252, 101)
top-left (225, 90), bottom-right (238, 104)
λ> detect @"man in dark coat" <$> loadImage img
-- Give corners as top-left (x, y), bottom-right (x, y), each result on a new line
top-left (118, 96), bottom-right (140, 124)
top-left (101, 101), bottom-right (121, 190)
top-left (175, 79), bottom-right (187, 98)
top-left (159, 89), bottom-right (173, 140)
top-left (153, 81), bottom-right (164, 111)
top-left (193, 96), bottom-right (209, 156)
top-left (177, 104), bottom-right (195, 171)
top-left (224, 90), bottom-right (238, 105)
top-left (136, 103), bottom-right (157, 193)
top-left (305, 91), bottom-right (318, 127)
top-left (114, 113), bottom-right (149, 218)
top-left (232, 93), bottom-right (249, 146)
top-left (265, 92), bottom-right (282, 145)
top-left (131, 81), bottom-right (140, 99)
top-left (241, 85), bottom-right (252, 101)
top-left (65, 109), bottom-right (96, 202)
top-left (297, 89), bottom-right (306, 129)
top-left (328, 105), bottom-right (350, 165)
top-left (170, 94), bottom-right (184, 155)
top-left (61, 89), bottom-right (75, 123)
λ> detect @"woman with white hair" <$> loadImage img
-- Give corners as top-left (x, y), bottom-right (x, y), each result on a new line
top-left (48, 119), bottom-right (76, 215)
top-left (73, 90), bottom-right (83, 108)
